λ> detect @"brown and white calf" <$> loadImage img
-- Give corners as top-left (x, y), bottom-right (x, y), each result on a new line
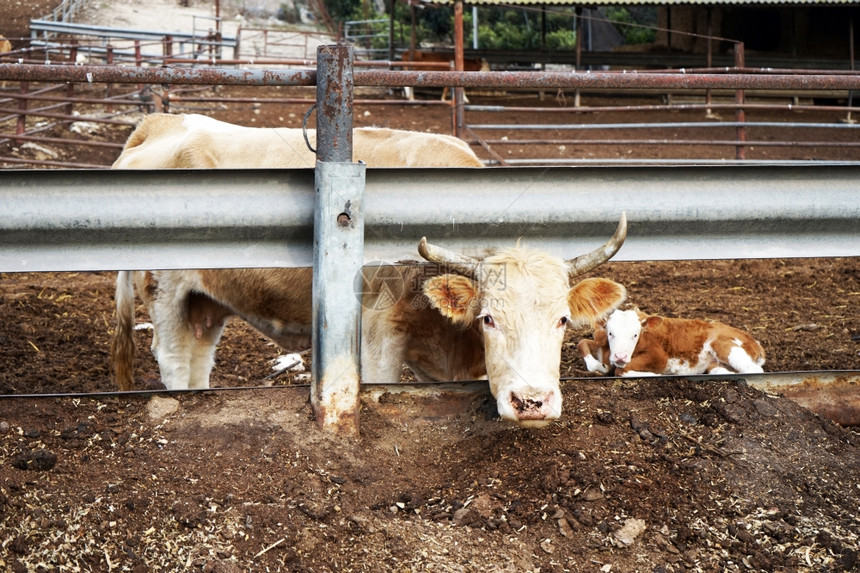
top-left (110, 113), bottom-right (628, 427)
top-left (577, 309), bottom-right (765, 377)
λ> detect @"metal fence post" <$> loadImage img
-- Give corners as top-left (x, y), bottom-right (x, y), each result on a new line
top-left (735, 42), bottom-right (746, 160)
top-left (312, 44), bottom-right (366, 436)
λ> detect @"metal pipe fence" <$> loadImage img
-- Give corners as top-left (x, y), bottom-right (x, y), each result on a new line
top-left (3, 61), bottom-right (860, 168)
top-left (234, 27), bottom-right (336, 60)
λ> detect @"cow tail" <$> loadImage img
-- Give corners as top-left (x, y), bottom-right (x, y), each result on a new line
top-left (111, 271), bottom-right (136, 391)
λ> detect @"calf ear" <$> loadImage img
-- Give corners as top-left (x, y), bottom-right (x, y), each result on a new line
top-left (642, 316), bottom-right (663, 330)
top-left (567, 278), bottom-right (627, 328)
top-left (423, 274), bottom-right (479, 326)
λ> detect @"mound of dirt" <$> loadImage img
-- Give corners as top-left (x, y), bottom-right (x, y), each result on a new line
top-left (1, 378), bottom-right (858, 571)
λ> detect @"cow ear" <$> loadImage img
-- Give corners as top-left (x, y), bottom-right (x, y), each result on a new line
top-left (567, 278), bottom-right (627, 328)
top-left (643, 316), bottom-right (663, 330)
top-left (423, 274), bottom-right (479, 326)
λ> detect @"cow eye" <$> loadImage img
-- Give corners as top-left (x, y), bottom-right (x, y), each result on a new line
top-left (481, 314), bottom-right (495, 328)
top-left (558, 316), bottom-right (569, 327)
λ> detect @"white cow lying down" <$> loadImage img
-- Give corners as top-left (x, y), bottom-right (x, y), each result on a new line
top-left (111, 113), bottom-right (628, 427)
top-left (111, 113), bottom-right (485, 169)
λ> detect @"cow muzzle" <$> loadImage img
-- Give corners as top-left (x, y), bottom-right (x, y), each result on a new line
top-left (499, 387), bottom-right (562, 428)
top-left (611, 353), bottom-right (630, 368)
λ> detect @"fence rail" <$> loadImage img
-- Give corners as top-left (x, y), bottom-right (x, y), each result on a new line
top-left (28, 20), bottom-right (237, 63)
top-left (37, 0), bottom-right (89, 26)
top-left (1, 165), bottom-right (857, 272)
top-left (2, 62), bottom-right (860, 168)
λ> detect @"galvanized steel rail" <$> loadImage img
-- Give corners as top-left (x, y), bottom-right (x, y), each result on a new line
top-left (2, 164), bottom-right (857, 272)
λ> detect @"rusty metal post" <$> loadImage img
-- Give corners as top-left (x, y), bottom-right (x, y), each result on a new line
top-left (734, 42), bottom-right (746, 160)
top-left (16, 81), bottom-right (28, 140)
top-left (410, 2), bottom-right (417, 52)
top-left (66, 40), bottom-right (77, 118)
top-left (312, 44), bottom-right (365, 436)
top-left (705, 7), bottom-right (713, 116)
top-left (574, 6), bottom-right (582, 107)
top-left (453, 0), bottom-right (465, 137)
top-left (848, 16), bottom-right (855, 123)
top-left (106, 45), bottom-right (115, 113)
top-left (234, 26), bottom-right (242, 58)
top-left (388, 0), bottom-right (395, 62)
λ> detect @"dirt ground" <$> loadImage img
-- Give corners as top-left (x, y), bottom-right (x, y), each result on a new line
top-left (2, 4), bottom-right (860, 572)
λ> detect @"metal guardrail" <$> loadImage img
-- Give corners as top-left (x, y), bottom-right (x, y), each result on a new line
top-left (37, 0), bottom-right (89, 27)
top-left (1, 165), bottom-right (857, 272)
top-left (29, 20), bottom-right (237, 46)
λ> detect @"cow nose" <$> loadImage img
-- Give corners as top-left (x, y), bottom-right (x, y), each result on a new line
top-left (612, 352), bottom-right (629, 366)
top-left (509, 389), bottom-right (559, 422)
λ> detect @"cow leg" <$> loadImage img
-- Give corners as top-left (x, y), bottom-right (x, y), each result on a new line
top-left (619, 370), bottom-right (660, 377)
top-left (150, 302), bottom-right (195, 389)
top-left (151, 300), bottom-right (225, 389)
top-left (188, 320), bottom-right (227, 389)
top-left (712, 338), bottom-right (765, 374)
top-left (725, 346), bottom-right (764, 373)
top-left (360, 323), bottom-right (407, 384)
top-left (148, 276), bottom-right (219, 390)
top-left (708, 366), bottom-right (733, 375)
top-left (576, 339), bottom-right (611, 374)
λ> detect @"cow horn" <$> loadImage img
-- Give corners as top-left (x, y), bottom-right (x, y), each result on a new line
top-left (418, 237), bottom-right (479, 275)
top-left (567, 212), bottom-right (627, 277)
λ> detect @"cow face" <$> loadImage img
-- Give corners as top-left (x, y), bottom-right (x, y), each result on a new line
top-left (423, 249), bottom-right (626, 428)
top-left (604, 309), bottom-right (647, 368)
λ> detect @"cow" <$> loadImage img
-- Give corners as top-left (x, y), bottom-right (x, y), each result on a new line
top-left (110, 113), bottom-right (627, 426)
top-left (577, 308), bottom-right (766, 377)
top-left (400, 49), bottom-right (488, 101)
top-left (113, 222), bottom-right (628, 427)
top-left (111, 113), bottom-right (485, 169)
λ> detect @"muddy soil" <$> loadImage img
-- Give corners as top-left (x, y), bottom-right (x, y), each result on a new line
top-left (1, 96), bottom-right (857, 571)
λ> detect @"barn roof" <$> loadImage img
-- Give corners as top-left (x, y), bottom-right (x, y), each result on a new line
top-left (425, 0), bottom-right (859, 5)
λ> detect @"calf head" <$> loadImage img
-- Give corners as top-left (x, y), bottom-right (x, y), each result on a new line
top-left (603, 309), bottom-right (654, 368)
top-left (419, 214), bottom-right (627, 428)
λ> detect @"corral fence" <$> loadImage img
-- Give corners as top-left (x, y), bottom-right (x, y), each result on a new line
top-left (234, 27), bottom-right (336, 60)
top-left (1, 47), bottom-right (858, 434)
top-left (2, 58), bottom-right (860, 168)
top-left (29, 20), bottom-right (238, 64)
top-left (459, 43), bottom-right (860, 165)
top-left (3, 14), bottom-right (860, 168)
top-left (34, 0), bottom-right (89, 27)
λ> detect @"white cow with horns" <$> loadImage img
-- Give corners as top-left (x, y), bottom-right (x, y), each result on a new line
top-left (111, 113), bottom-right (629, 427)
